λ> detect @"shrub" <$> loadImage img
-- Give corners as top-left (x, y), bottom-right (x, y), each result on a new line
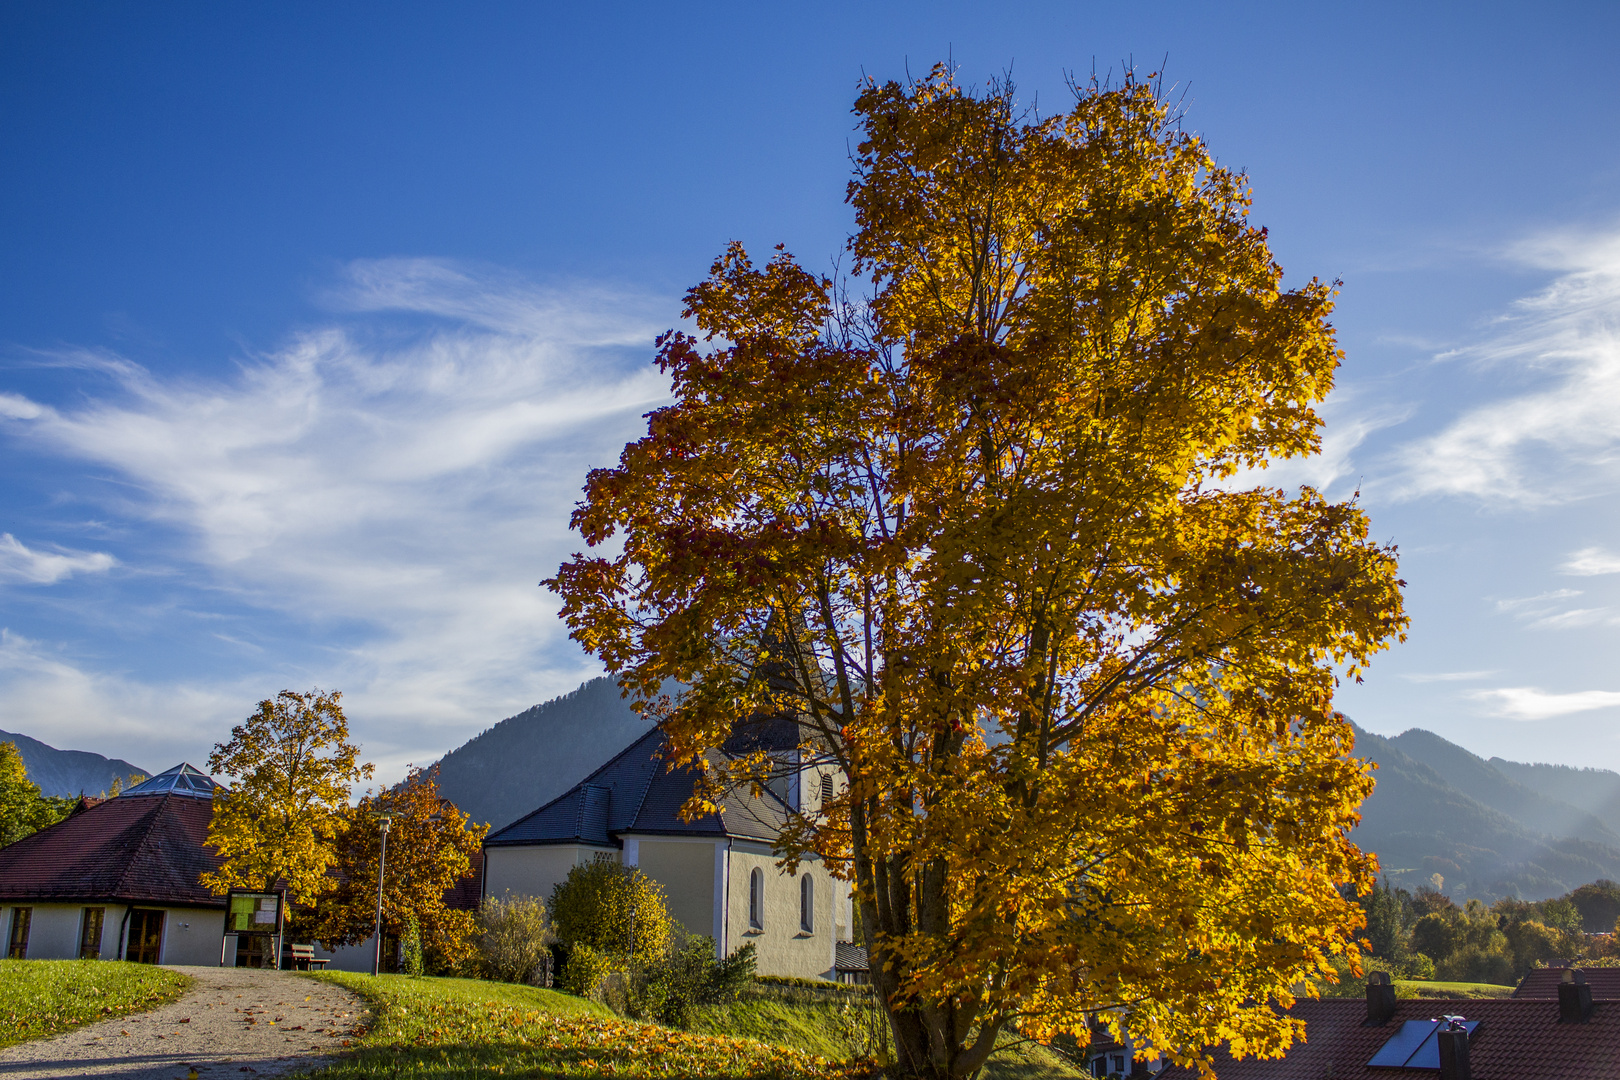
top-left (550, 862), bottom-right (673, 964)
top-left (475, 893), bottom-right (555, 985)
top-left (628, 934), bottom-right (757, 1028)
top-left (401, 917), bottom-right (424, 977)
top-left (1438, 944), bottom-right (1516, 986)
top-left (562, 941), bottom-right (619, 1001)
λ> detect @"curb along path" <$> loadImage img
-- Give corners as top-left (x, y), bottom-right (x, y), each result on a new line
top-left (0, 966), bottom-right (368, 1080)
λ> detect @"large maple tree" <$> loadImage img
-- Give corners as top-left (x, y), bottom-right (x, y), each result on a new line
top-left (549, 67), bottom-right (1406, 1078)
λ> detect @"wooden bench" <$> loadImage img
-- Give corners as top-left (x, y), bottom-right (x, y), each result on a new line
top-left (285, 943), bottom-right (330, 970)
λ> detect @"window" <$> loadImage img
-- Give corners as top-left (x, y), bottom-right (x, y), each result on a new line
top-left (593, 851), bottom-right (614, 864)
top-left (79, 908), bottom-right (105, 959)
top-left (800, 874), bottom-right (815, 933)
top-left (749, 867), bottom-right (764, 930)
top-left (7, 908), bottom-right (30, 959)
top-left (820, 773), bottom-right (834, 804)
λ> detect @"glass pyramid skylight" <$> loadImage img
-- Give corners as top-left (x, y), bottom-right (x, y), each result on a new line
top-left (118, 763), bottom-right (221, 798)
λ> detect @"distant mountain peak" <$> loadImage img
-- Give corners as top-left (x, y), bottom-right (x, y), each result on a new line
top-left (0, 728), bottom-right (149, 799)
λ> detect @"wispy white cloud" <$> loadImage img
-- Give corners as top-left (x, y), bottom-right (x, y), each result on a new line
top-left (1469, 686), bottom-right (1620, 721)
top-left (0, 630), bottom-right (247, 773)
top-left (1494, 589), bottom-right (1582, 613)
top-left (0, 534), bottom-right (116, 585)
top-left (0, 260), bottom-right (671, 776)
top-left (1391, 228), bottom-right (1620, 504)
top-left (1563, 546), bottom-right (1620, 576)
top-left (1216, 392), bottom-right (1409, 496)
top-left (1399, 670), bottom-right (1495, 683)
top-left (1492, 588), bottom-right (1620, 631)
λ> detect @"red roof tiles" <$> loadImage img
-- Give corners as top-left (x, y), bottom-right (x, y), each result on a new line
top-left (1515, 967), bottom-right (1620, 1000)
top-left (0, 793), bottom-right (225, 907)
top-left (1156, 996), bottom-right (1620, 1080)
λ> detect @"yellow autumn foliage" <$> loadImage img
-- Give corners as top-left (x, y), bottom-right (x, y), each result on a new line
top-left (548, 65), bottom-right (1405, 1080)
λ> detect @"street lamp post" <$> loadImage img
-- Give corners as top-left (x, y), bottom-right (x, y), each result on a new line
top-left (371, 813), bottom-right (393, 976)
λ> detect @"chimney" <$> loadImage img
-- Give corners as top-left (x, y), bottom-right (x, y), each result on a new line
top-left (1437, 1019), bottom-right (1471, 1080)
top-left (1366, 970), bottom-right (1397, 1025)
top-left (1559, 968), bottom-right (1593, 1023)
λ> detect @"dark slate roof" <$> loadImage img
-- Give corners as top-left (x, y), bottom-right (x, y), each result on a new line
top-left (835, 942), bottom-right (869, 972)
top-left (1515, 966), bottom-right (1620, 999)
top-left (0, 791), bottom-right (225, 907)
top-left (485, 726), bottom-right (791, 848)
top-left (1156, 996), bottom-right (1620, 1080)
top-left (120, 762), bottom-right (220, 799)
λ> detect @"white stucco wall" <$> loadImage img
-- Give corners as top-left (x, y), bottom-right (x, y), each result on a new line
top-left (725, 843), bottom-right (840, 980)
top-left (624, 836), bottom-right (717, 941)
top-left (483, 844), bottom-right (615, 910)
top-left (0, 903), bottom-right (226, 964)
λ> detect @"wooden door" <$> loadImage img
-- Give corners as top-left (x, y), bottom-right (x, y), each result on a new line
top-left (127, 909), bottom-right (164, 964)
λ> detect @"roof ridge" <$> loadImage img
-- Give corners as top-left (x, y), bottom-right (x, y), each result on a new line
top-left (108, 793), bottom-right (175, 900)
top-left (624, 736), bottom-right (664, 832)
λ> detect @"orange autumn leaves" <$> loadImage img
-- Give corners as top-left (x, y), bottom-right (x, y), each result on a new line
top-left (549, 65), bottom-right (1405, 1080)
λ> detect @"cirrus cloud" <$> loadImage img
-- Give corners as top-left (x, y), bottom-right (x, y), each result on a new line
top-left (0, 259), bottom-right (672, 777)
top-left (1469, 686), bottom-right (1620, 721)
top-left (1392, 229), bottom-right (1620, 505)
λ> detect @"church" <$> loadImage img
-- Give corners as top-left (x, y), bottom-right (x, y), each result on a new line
top-left (481, 715), bottom-right (863, 982)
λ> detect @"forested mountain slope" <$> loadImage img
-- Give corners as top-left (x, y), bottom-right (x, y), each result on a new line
top-left (1353, 723), bottom-right (1620, 902)
top-left (432, 678), bottom-right (654, 832)
top-left (1489, 757), bottom-right (1620, 826)
top-left (0, 727), bottom-right (148, 798)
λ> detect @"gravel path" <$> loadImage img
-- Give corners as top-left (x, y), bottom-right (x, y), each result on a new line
top-left (0, 966), bottom-right (368, 1080)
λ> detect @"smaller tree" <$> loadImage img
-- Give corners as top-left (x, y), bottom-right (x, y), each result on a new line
top-left (550, 861), bottom-right (674, 964)
top-left (313, 765), bottom-right (486, 972)
top-left (1570, 880), bottom-right (1620, 933)
top-left (474, 893), bottom-right (554, 984)
top-left (204, 689), bottom-right (373, 904)
top-left (0, 743), bottom-right (71, 847)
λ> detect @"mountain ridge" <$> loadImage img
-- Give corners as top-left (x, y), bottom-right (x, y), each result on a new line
top-left (0, 727), bottom-right (149, 799)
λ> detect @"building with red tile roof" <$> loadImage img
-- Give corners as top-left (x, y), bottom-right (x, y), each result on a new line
top-left (0, 761), bottom-right (483, 970)
top-left (1152, 972), bottom-right (1620, 1080)
top-left (1513, 965), bottom-right (1620, 1000)
top-left (0, 764), bottom-right (233, 965)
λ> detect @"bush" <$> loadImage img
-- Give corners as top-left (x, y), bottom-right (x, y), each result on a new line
top-left (475, 893), bottom-right (555, 985)
top-left (401, 917), bottom-right (424, 977)
top-left (551, 861), bottom-right (673, 964)
top-left (628, 934), bottom-right (757, 1028)
top-left (562, 941), bottom-right (619, 1001)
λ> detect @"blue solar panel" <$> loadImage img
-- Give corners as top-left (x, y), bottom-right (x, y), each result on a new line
top-left (1406, 1020), bottom-right (1481, 1070)
top-left (1368, 1021), bottom-right (1437, 1067)
top-left (1367, 1019), bottom-right (1482, 1069)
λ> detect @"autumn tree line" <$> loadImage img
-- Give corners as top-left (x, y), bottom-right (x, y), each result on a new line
top-left (200, 687), bottom-right (754, 1023)
top-left (1344, 878), bottom-right (1620, 987)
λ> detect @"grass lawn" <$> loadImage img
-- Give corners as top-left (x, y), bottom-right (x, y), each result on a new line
top-left (690, 994), bottom-right (1081, 1080)
top-left (1395, 979), bottom-right (1515, 999)
top-left (0, 960), bottom-right (191, 1049)
top-left (305, 972), bottom-right (878, 1079)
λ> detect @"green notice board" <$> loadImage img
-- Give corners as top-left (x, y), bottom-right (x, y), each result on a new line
top-left (226, 891), bottom-right (282, 935)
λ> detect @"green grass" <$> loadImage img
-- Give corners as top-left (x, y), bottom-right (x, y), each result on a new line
top-left (303, 972), bottom-right (876, 1079)
top-left (690, 993), bottom-right (1081, 1080)
top-left (1315, 975), bottom-right (1516, 1000)
top-left (0, 960), bottom-right (191, 1048)
top-left (1394, 979), bottom-right (1515, 999)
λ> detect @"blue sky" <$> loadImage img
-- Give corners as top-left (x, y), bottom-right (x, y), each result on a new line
top-left (2, 2), bottom-right (1619, 782)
